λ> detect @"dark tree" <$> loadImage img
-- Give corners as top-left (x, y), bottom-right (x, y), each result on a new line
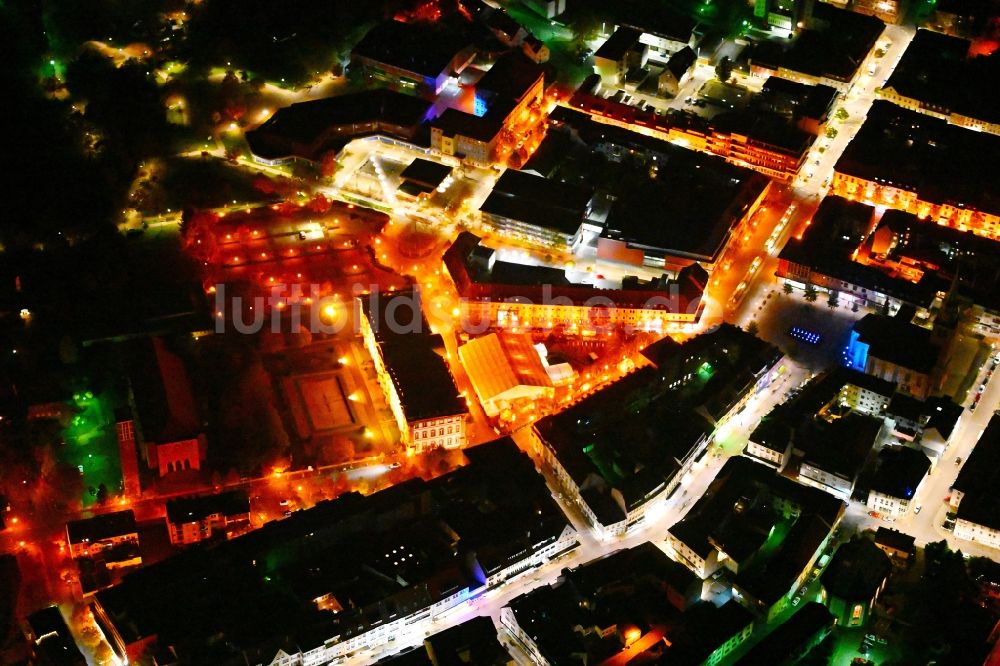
top-left (715, 56), bottom-right (734, 82)
top-left (0, 4), bottom-right (119, 245)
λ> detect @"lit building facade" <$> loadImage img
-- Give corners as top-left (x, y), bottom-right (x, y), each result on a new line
top-left (949, 415), bottom-right (1000, 550)
top-left (851, 0), bottom-right (906, 23)
top-left (867, 487), bottom-right (913, 518)
top-left (865, 445), bottom-right (932, 519)
top-left (65, 510), bottom-right (141, 567)
top-left (953, 519), bottom-right (1000, 550)
top-left (357, 290), bottom-right (468, 453)
top-left (350, 21), bottom-right (475, 98)
top-left (832, 103), bottom-right (1000, 240)
top-left (845, 316), bottom-right (939, 400)
top-left (798, 462), bottom-right (855, 499)
top-left (459, 333), bottom-right (554, 418)
top-left (745, 439), bottom-right (788, 467)
top-left (165, 491), bottom-right (252, 546)
top-left (444, 232), bottom-right (709, 335)
top-left (466, 295), bottom-right (703, 332)
top-left (92, 439), bottom-right (573, 666)
top-left (877, 85), bottom-right (1000, 136)
top-left (745, 417), bottom-right (792, 469)
top-left (431, 52), bottom-right (545, 166)
top-left (830, 171), bottom-right (1000, 240)
top-left (564, 96), bottom-right (811, 181)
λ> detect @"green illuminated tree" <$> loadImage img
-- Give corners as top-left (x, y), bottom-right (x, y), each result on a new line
top-left (804, 285), bottom-right (818, 302)
top-left (783, 282), bottom-right (794, 295)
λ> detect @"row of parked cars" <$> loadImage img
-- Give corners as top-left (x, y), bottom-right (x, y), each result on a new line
top-left (971, 351), bottom-right (1000, 411)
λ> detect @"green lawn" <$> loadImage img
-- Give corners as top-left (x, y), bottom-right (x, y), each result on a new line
top-left (59, 391), bottom-right (123, 506)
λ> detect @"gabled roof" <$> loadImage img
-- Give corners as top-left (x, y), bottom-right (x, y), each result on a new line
top-left (869, 446), bottom-right (930, 500)
top-left (399, 158), bottom-right (452, 190)
top-left (480, 169), bottom-right (592, 235)
top-left (749, 415), bottom-right (792, 454)
top-left (27, 606), bottom-right (86, 665)
top-left (666, 46), bottom-right (697, 80)
top-left (874, 527), bottom-right (915, 554)
top-left (124, 336), bottom-right (201, 444)
top-left (759, 76), bottom-right (838, 121)
top-left (884, 29), bottom-right (1000, 126)
top-left (670, 455), bottom-right (845, 592)
top-left (750, 4), bottom-right (883, 83)
top-left (736, 602), bottom-right (834, 664)
top-left (594, 26), bottom-right (641, 62)
top-left (924, 396), bottom-right (962, 440)
top-left (853, 314), bottom-right (939, 374)
top-left (166, 490), bottom-right (251, 524)
top-left (247, 90), bottom-right (432, 161)
top-left (798, 412), bottom-right (882, 480)
top-left (352, 20), bottom-right (471, 79)
top-left (66, 510), bottom-right (137, 545)
top-left (821, 537), bottom-right (891, 600)
top-left (475, 52), bottom-right (544, 102)
top-left (887, 392), bottom-right (925, 422)
top-left (603, 157), bottom-right (770, 262)
top-left (485, 9), bottom-right (523, 40)
top-left (617, 2), bottom-right (696, 43)
top-left (459, 333), bottom-right (551, 404)
top-left (432, 107), bottom-right (504, 143)
top-left (835, 102), bottom-right (1000, 217)
top-left (952, 414), bottom-right (1000, 530)
top-left (423, 616), bottom-right (511, 666)
top-left (360, 288), bottom-right (466, 421)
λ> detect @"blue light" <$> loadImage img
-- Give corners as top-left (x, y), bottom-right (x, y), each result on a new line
top-left (474, 94), bottom-right (488, 118)
top-left (788, 327), bottom-right (821, 345)
top-left (846, 330), bottom-right (869, 370)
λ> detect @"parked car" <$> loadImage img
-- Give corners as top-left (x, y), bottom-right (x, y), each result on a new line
top-left (955, 457), bottom-right (963, 466)
top-left (914, 505), bottom-right (922, 515)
